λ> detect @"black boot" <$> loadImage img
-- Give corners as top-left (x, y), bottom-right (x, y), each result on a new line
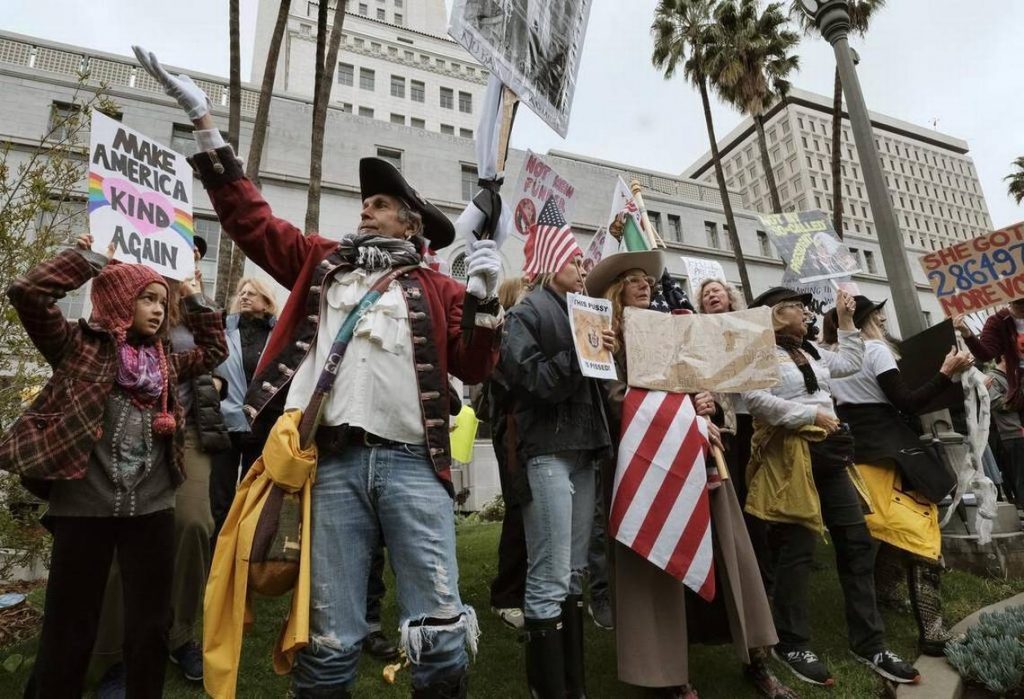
top-left (524, 616), bottom-right (566, 699)
top-left (908, 560), bottom-right (953, 656)
top-left (411, 670), bottom-right (469, 699)
top-left (561, 595), bottom-right (587, 699)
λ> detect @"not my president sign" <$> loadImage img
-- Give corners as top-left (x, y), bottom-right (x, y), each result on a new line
top-left (88, 112), bottom-right (194, 280)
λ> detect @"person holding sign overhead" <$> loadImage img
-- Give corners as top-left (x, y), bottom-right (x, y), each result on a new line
top-left (500, 202), bottom-right (611, 699)
top-left (954, 301), bottom-right (1024, 412)
top-left (133, 46), bottom-right (503, 698)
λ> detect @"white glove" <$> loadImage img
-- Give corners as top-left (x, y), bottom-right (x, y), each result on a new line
top-left (465, 239), bottom-right (501, 300)
top-left (132, 46), bottom-right (212, 121)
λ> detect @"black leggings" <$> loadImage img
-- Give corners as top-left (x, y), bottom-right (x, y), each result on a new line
top-left (26, 511), bottom-right (175, 699)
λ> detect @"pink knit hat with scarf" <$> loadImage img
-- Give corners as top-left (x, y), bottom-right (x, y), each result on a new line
top-left (90, 262), bottom-right (176, 436)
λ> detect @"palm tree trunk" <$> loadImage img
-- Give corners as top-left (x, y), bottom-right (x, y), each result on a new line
top-left (699, 78), bottom-right (752, 304)
top-left (227, 0), bottom-right (241, 151)
top-left (312, 0), bottom-right (328, 124)
top-left (755, 115), bottom-right (782, 213)
top-left (216, 0), bottom-right (291, 306)
top-left (304, 2), bottom-right (346, 234)
top-left (831, 65), bottom-right (844, 239)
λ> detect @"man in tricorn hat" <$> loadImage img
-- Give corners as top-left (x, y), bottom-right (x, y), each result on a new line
top-left (135, 48), bottom-right (502, 697)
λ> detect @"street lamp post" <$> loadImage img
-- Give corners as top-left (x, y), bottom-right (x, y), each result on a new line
top-left (799, 0), bottom-right (925, 338)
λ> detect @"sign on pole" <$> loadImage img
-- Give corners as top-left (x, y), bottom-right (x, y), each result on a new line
top-left (567, 292), bottom-right (617, 380)
top-left (623, 306), bottom-right (779, 393)
top-left (510, 150), bottom-right (576, 237)
top-left (448, 0), bottom-right (593, 137)
top-left (920, 221), bottom-right (1024, 317)
top-left (759, 210), bottom-right (861, 283)
top-left (680, 256), bottom-right (726, 302)
top-left (88, 112), bottom-right (194, 280)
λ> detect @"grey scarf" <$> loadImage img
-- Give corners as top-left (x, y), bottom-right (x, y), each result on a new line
top-left (336, 234), bottom-right (422, 272)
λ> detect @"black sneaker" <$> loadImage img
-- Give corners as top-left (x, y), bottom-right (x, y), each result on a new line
top-left (852, 649), bottom-right (920, 684)
top-left (170, 640), bottom-right (203, 682)
top-left (363, 630), bottom-right (399, 661)
top-left (588, 597), bottom-right (613, 630)
top-left (95, 662), bottom-right (126, 699)
top-left (772, 648), bottom-right (835, 686)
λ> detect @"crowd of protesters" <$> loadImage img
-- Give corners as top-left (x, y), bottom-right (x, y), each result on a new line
top-left (4, 46), bottom-right (1022, 699)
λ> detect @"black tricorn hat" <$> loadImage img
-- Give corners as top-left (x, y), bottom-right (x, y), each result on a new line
top-left (750, 286), bottom-right (813, 309)
top-left (359, 157), bottom-right (455, 249)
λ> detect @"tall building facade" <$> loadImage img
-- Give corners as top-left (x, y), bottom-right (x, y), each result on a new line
top-left (251, 0), bottom-right (486, 138)
top-left (683, 88), bottom-right (994, 287)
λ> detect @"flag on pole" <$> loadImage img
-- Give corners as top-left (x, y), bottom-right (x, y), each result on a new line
top-left (606, 177), bottom-right (650, 252)
top-left (523, 196), bottom-right (582, 278)
top-left (609, 388), bottom-right (715, 601)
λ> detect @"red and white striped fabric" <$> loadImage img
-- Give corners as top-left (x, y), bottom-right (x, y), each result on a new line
top-left (523, 196), bottom-right (581, 278)
top-left (609, 388), bottom-right (716, 601)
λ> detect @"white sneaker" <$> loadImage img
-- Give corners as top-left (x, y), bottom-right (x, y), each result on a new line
top-left (491, 606), bottom-right (525, 630)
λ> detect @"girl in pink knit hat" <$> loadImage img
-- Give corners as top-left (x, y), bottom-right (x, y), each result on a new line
top-left (2, 233), bottom-right (227, 697)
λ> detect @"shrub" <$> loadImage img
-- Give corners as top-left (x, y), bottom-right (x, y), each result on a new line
top-left (945, 605), bottom-right (1024, 696)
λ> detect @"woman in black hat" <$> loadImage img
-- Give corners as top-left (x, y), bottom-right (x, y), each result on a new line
top-left (826, 296), bottom-right (972, 657)
top-left (742, 287), bottom-right (920, 688)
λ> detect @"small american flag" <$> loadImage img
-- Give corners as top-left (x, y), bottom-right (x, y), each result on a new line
top-left (609, 388), bottom-right (715, 601)
top-left (523, 197), bottom-right (581, 278)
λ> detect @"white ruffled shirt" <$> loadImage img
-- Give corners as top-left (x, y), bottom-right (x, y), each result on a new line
top-left (284, 267), bottom-right (425, 443)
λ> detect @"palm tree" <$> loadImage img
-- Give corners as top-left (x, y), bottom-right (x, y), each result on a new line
top-left (653, 0), bottom-right (753, 303)
top-left (1007, 157), bottom-right (1024, 205)
top-left (227, 0), bottom-right (241, 151)
top-left (790, 0), bottom-right (885, 238)
top-left (706, 0), bottom-right (799, 213)
top-left (304, 0), bottom-right (347, 234)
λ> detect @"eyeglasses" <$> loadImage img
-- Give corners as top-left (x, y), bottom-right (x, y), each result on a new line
top-left (779, 301), bottom-right (806, 311)
top-left (623, 275), bottom-right (656, 289)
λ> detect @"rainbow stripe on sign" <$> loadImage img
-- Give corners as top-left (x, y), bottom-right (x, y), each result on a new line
top-left (87, 171), bottom-right (194, 247)
top-left (171, 209), bottom-right (194, 242)
top-left (87, 171), bottom-right (107, 213)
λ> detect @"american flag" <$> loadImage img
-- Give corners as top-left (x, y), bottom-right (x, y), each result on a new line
top-left (609, 388), bottom-right (715, 601)
top-left (523, 197), bottom-right (581, 278)
top-left (650, 269), bottom-right (694, 313)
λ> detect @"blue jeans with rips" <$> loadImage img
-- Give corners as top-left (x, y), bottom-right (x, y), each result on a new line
top-left (291, 443), bottom-right (477, 692)
top-left (521, 451), bottom-right (597, 620)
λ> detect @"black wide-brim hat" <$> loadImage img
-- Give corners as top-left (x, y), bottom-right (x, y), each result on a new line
top-left (359, 157), bottom-right (455, 249)
top-left (750, 285), bottom-right (813, 309)
top-left (852, 295), bottom-right (886, 327)
top-left (193, 235), bottom-right (207, 260)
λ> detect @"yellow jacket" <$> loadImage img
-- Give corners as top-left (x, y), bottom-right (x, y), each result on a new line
top-left (203, 409), bottom-right (315, 698)
top-left (745, 422), bottom-right (829, 534)
top-left (856, 461), bottom-right (940, 560)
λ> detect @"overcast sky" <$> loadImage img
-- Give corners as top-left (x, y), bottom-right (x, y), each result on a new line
top-left (6, 0), bottom-right (1023, 228)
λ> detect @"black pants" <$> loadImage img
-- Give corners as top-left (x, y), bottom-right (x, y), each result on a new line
top-left (768, 465), bottom-right (885, 656)
top-left (490, 431), bottom-right (527, 609)
top-left (365, 544), bottom-right (387, 628)
top-left (210, 431), bottom-right (264, 542)
top-left (26, 511), bottom-right (175, 699)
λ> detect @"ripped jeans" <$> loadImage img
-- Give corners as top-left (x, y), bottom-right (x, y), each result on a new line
top-left (521, 451), bottom-right (597, 620)
top-left (291, 442), bottom-right (477, 691)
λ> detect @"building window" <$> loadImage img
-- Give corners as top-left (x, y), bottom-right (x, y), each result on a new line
top-left (864, 250), bottom-right (877, 274)
top-left (436, 58), bottom-right (446, 69)
top-left (340, 102), bottom-right (353, 113)
top-left (390, 113), bottom-right (405, 125)
top-left (668, 214), bottom-right (682, 242)
top-left (359, 68), bottom-right (375, 90)
top-left (338, 62), bottom-right (354, 86)
top-left (461, 164), bottom-right (478, 201)
top-left (48, 101), bottom-right (92, 142)
top-left (394, 12), bottom-right (403, 24)
top-left (395, 0), bottom-right (402, 6)
top-left (410, 80), bottom-right (425, 102)
top-left (440, 123), bottom-right (454, 135)
top-left (358, 106), bottom-right (374, 118)
top-left (440, 87), bottom-right (454, 109)
top-left (358, 2), bottom-right (367, 15)
top-left (648, 211), bottom-right (662, 235)
top-left (170, 123), bottom-right (227, 157)
top-left (705, 221), bottom-right (720, 248)
top-left (411, 117), bottom-right (425, 129)
top-left (193, 215), bottom-right (223, 300)
top-left (459, 128), bottom-right (473, 139)
top-left (371, 42), bottom-right (382, 53)
top-left (376, 147), bottom-right (402, 171)
top-left (376, 7), bottom-right (385, 20)
top-left (757, 230), bottom-right (771, 256)
top-left (458, 91), bottom-right (473, 114)
top-left (390, 75), bottom-right (405, 98)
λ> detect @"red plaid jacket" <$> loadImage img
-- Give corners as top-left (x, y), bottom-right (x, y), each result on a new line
top-left (1, 249), bottom-right (227, 485)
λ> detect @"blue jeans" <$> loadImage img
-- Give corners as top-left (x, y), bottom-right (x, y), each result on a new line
top-left (291, 443), bottom-right (477, 691)
top-left (521, 451), bottom-right (597, 620)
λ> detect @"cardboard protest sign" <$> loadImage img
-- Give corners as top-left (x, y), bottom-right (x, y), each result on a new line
top-left (680, 256), bottom-right (726, 301)
top-left (510, 150), bottom-right (576, 237)
top-left (623, 306), bottom-right (778, 393)
top-left (759, 210), bottom-right (861, 284)
top-left (919, 221), bottom-right (1024, 317)
top-left (88, 112), bottom-right (194, 280)
top-left (449, 0), bottom-right (593, 137)
top-left (567, 292), bottom-right (617, 380)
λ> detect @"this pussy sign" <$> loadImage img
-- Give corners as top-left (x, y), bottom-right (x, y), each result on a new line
top-left (88, 112), bottom-right (194, 280)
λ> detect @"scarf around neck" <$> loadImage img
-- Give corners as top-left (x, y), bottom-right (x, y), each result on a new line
top-left (775, 332), bottom-right (820, 395)
top-left (116, 340), bottom-right (165, 408)
top-left (336, 234), bottom-right (421, 272)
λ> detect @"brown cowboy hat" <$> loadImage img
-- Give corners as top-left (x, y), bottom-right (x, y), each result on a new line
top-left (584, 250), bottom-right (665, 299)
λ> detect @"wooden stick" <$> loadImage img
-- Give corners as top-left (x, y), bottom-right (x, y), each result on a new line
top-left (712, 446), bottom-right (730, 481)
top-left (629, 180), bottom-right (666, 249)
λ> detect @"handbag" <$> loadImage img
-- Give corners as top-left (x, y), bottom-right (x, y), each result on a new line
top-left (247, 265), bottom-right (415, 596)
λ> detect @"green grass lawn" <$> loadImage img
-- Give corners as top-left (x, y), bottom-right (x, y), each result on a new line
top-left (2, 521), bottom-right (1023, 697)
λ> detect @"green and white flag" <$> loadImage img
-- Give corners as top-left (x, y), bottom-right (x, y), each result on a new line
top-left (605, 176), bottom-right (650, 254)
